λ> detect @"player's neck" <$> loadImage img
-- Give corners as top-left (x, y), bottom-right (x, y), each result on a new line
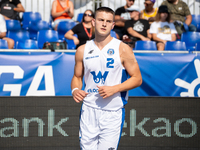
top-left (94, 35), bottom-right (113, 50)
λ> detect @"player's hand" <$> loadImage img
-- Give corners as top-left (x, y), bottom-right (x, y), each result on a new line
top-left (97, 85), bottom-right (118, 99)
top-left (72, 89), bottom-right (88, 103)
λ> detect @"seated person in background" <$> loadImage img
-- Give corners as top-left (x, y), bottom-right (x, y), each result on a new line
top-left (161, 0), bottom-right (196, 32)
top-left (113, 0), bottom-right (135, 40)
top-left (150, 5), bottom-right (177, 51)
top-left (0, 14), bottom-right (14, 49)
top-left (124, 5), bottom-right (151, 49)
top-left (51, 0), bottom-right (74, 30)
top-left (140, 0), bottom-right (157, 24)
top-left (64, 9), bottom-right (95, 49)
top-left (0, 0), bottom-right (25, 21)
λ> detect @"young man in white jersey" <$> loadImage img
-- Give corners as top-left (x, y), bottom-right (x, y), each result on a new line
top-left (71, 7), bottom-right (142, 150)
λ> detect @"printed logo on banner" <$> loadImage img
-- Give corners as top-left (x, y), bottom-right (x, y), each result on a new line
top-left (175, 59), bottom-right (200, 97)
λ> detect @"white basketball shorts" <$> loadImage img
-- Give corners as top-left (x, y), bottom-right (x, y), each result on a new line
top-left (79, 103), bottom-right (125, 150)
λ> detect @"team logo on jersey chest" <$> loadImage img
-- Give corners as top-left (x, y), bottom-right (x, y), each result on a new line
top-left (107, 49), bottom-right (114, 56)
top-left (90, 71), bottom-right (109, 84)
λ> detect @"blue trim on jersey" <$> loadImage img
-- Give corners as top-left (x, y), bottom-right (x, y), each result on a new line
top-left (117, 108), bottom-right (125, 148)
top-left (79, 104), bottom-right (83, 150)
top-left (120, 69), bottom-right (128, 106)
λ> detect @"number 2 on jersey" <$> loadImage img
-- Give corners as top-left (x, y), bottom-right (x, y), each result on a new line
top-left (107, 58), bottom-right (114, 68)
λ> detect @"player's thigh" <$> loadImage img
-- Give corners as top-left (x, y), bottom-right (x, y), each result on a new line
top-left (98, 108), bottom-right (125, 149)
top-left (79, 104), bottom-right (99, 150)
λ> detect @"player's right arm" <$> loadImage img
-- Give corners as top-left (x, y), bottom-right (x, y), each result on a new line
top-left (71, 44), bottom-right (88, 103)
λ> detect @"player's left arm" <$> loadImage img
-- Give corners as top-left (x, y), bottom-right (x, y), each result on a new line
top-left (98, 42), bottom-right (142, 98)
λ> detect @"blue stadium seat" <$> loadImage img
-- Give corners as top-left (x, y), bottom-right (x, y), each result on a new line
top-left (165, 41), bottom-right (187, 51)
top-left (181, 32), bottom-right (200, 51)
top-left (7, 30), bottom-right (30, 48)
top-left (191, 14), bottom-right (200, 31)
top-left (65, 34), bottom-right (77, 49)
top-left (66, 39), bottom-right (76, 49)
top-left (57, 21), bottom-right (76, 40)
top-left (37, 30), bottom-right (59, 49)
top-left (29, 20), bottom-right (50, 40)
top-left (77, 13), bottom-right (84, 22)
top-left (16, 39), bottom-right (38, 49)
top-left (0, 39), bottom-right (8, 49)
top-left (110, 30), bottom-right (117, 38)
top-left (6, 20), bottom-right (21, 32)
top-left (197, 24), bottom-right (200, 32)
top-left (195, 43), bottom-right (200, 51)
top-left (135, 41), bottom-right (157, 50)
top-left (22, 12), bottom-right (42, 30)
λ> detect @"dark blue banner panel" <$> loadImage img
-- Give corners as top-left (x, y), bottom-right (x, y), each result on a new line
top-left (0, 97), bottom-right (199, 150)
top-left (0, 52), bottom-right (200, 97)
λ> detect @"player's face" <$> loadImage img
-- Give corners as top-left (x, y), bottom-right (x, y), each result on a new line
top-left (92, 11), bottom-right (115, 36)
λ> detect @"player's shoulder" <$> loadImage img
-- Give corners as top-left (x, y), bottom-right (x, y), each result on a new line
top-left (119, 41), bottom-right (134, 54)
top-left (75, 44), bottom-right (86, 60)
top-left (76, 44), bottom-right (85, 54)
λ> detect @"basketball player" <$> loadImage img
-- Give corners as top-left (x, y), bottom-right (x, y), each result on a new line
top-left (71, 7), bottom-right (142, 150)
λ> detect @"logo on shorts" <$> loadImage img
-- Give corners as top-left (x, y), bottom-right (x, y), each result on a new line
top-left (108, 148), bottom-right (115, 150)
top-left (107, 49), bottom-right (114, 56)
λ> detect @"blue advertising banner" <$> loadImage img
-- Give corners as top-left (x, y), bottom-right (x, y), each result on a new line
top-left (0, 52), bottom-right (199, 97)
top-left (130, 53), bottom-right (200, 97)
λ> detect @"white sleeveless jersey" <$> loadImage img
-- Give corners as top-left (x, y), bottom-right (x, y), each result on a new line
top-left (83, 38), bottom-right (128, 111)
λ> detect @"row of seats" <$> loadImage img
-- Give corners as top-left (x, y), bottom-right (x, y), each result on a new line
top-left (134, 40), bottom-right (200, 51)
top-left (0, 38), bottom-right (199, 51)
top-left (134, 32), bottom-right (200, 51)
top-left (1, 30), bottom-right (200, 51)
top-left (0, 29), bottom-right (117, 49)
top-left (6, 19), bottom-right (77, 40)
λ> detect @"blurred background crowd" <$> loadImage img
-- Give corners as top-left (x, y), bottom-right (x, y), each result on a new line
top-left (0, 0), bottom-right (200, 51)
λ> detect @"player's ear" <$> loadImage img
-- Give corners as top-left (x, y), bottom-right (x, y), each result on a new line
top-left (112, 21), bottom-right (115, 29)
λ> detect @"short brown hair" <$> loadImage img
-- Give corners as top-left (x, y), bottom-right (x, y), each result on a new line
top-left (95, 7), bottom-right (115, 20)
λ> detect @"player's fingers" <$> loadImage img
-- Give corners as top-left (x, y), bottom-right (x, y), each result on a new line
top-left (73, 96), bottom-right (81, 103)
top-left (75, 91), bottom-right (88, 102)
top-left (99, 92), bottom-right (107, 98)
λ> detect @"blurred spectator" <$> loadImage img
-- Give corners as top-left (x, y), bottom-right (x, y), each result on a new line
top-left (0, 0), bottom-right (25, 21)
top-left (113, 0), bottom-right (135, 40)
top-left (150, 5), bottom-right (177, 51)
top-left (64, 9), bottom-right (95, 49)
top-left (124, 5), bottom-right (151, 49)
top-left (0, 14), bottom-right (14, 48)
top-left (161, 0), bottom-right (197, 32)
top-left (140, 0), bottom-right (157, 24)
top-left (51, 0), bottom-right (74, 30)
